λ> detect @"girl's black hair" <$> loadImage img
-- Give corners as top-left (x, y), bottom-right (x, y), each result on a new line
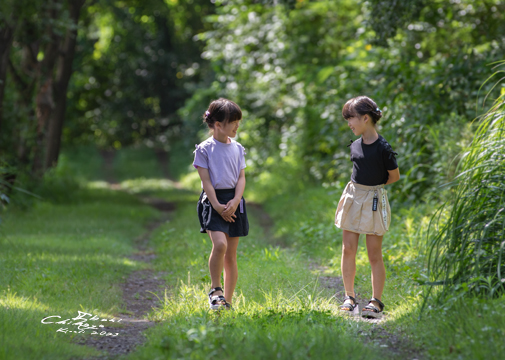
top-left (342, 96), bottom-right (383, 124)
top-left (203, 98), bottom-right (242, 129)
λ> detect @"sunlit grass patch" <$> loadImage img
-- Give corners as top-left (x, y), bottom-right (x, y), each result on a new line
top-left (0, 187), bottom-right (159, 359)
top-left (130, 191), bottom-right (384, 360)
top-left (138, 281), bottom-right (377, 360)
top-left (394, 296), bottom-right (505, 360)
top-left (120, 178), bottom-right (176, 194)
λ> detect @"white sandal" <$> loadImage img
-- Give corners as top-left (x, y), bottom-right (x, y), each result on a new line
top-left (208, 287), bottom-right (226, 310)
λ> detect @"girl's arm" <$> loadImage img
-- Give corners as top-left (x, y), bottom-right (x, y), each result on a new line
top-left (197, 167), bottom-right (234, 222)
top-left (222, 169), bottom-right (245, 216)
top-left (385, 168), bottom-right (400, 185)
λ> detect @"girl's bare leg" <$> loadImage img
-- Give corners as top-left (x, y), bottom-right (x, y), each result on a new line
top-left (341, 230), bottom-right (360, 300)
top-left (208, 230), bottom-right (227, 302)
top-left (223, 235), bottom-right (239, 304)
top-left (365, 234), bottom-right (385, 308)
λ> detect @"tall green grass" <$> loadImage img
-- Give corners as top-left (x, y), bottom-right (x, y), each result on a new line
top-left (425, 73), bottom-right (505, 303)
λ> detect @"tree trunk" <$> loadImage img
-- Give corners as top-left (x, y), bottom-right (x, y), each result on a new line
top-left (0, 26), bottom-right (14, 135)
top-left (9, 47), bottom-right (39, 167)
top-left (31, 1), bottom-right (63, 176)
top-left (45, 0), bottom-right (86, 169)
top-left (32, 77), bottom-right (55, 174)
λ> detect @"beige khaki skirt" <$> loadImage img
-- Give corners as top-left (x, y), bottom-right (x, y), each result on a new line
top-left (335, 181), bottom-right (391, 236)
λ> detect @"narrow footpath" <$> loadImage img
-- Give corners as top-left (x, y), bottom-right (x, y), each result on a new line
top-left (73, 151), bottom-right (176, 359)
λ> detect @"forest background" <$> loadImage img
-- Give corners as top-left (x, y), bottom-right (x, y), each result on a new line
top-left (0, 0), bottom-right (505, 201)
top-left (1, 0), bottom-right (505, 359)
top-left (1, 0), bottom-right (504, 200)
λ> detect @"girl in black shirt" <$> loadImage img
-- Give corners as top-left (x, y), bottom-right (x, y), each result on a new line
top-left (334, 96), bottom-right (400, 318)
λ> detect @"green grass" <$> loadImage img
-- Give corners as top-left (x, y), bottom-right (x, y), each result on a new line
top-left (112, 147), bottom-right (165, 182)
top-left (257, 182), bottom-right (505, 360)
top-left (0, 187), bottom-right (159, 359)
top-left (56, 145), bottom-right (105, 182)
top-left (3, 141), bottom-right (505, 360)
top-left (123, 189), bottom-right (386, 360)
top-left (425, 93), bottom-right (505, 301)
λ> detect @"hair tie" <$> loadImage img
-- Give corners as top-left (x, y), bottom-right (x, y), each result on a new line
top-left (376, 107), bottom-right (382, 114)
top-left (205, 110), bottom-right (210, 120)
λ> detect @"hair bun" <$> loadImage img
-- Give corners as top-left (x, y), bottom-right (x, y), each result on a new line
top-left (342, 96), bottom-right (383, 124)
top-left (202, 98), bottom-right (242, 129)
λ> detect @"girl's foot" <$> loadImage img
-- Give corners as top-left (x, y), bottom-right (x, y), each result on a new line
top-left (361, 297), bottom-right (384, 319)
top-left (208, 287), bottom-right (226, 310)
top-left (339, 295), bottom-right (359, 316)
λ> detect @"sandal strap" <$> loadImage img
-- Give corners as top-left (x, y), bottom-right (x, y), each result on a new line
top-left (340, 295), bottom-right (358, 311)
top-left (210, 294), bottom-right (226, 305)
top-left (370, 297), bottom-right (384, 312)
top-left (340, 303), bottom-right (357, 311)
top-left (363, 298), bottom-right (384, 313)
top-left (343, 295), bottom-right (358, 304)
top-left (363, 303), bottom-right (380, 313)
top-left (208, 287), bottom-right (224, 296)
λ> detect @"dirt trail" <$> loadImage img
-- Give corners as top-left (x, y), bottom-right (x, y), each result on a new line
top-left (74, 201), bottom-right (174, 359)
top-left (72, 151), bottom-right (176, 359)
top-left (317, 269), bottom-right (424, 360)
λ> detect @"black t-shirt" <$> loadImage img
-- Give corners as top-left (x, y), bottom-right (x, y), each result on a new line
top-left (349, 135), bottom-right (398, 186)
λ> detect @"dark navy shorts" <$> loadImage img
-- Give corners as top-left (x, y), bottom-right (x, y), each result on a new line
top-left (197, 188), bottom-right (249, 237)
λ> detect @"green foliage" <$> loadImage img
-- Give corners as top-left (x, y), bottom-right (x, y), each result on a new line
top-left (181, 0), bottom-right (504, 203)
top-left (55, 145), bottom-right (105, 181)
top-left (65, 0), bottom-right (215, 150)
top-left (366, 0), bottom-right (427, 46)
top-left (403, 297), bottom-right (505, 359)
top-left (111, 147), bottom-right (165, 182)
top-left (425, 69), bottom-right (505, 303)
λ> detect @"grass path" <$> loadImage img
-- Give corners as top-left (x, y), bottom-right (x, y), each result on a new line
top-left (75, 150), bottom-right (422, 359)
top-left (67, 183), bottom-right (422, 360)
top-left (0, 188), bottom-right (160, 359)
top-left (1, 147), bottom-right (429, 360)
top-left (112, 187), bottom-right (398, 360)
top-left (3, 146), bottom-right (502, 359)
top-left (75, 198), bottom-right (174, 359)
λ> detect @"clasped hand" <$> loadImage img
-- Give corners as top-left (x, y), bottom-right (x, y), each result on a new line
top-left (216, 198), bottom-right (239, 223)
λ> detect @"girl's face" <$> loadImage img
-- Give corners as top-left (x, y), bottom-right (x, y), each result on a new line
top-left (216, 119), bottom-right (241, 138)
top-left (346, 114), bottom-right (370, 136)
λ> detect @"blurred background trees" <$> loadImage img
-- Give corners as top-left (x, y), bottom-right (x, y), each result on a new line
top-left (1, 0), bottom-right (504, 203)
